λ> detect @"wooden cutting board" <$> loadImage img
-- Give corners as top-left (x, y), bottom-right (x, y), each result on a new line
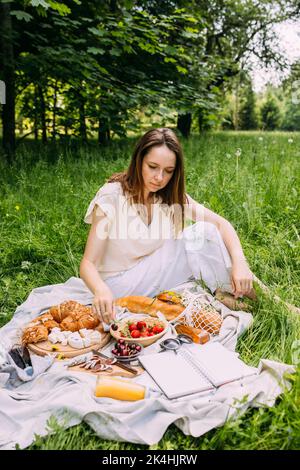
top-left (68, 362), bottom-right (144, 378)
top-left (27, 332), bottom-right (111, 358)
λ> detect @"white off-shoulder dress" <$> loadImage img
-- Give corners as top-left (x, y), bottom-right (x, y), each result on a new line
top-left (82, 182), bottom-right (233, 298)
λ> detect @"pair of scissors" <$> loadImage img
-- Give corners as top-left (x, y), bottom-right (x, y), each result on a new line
top-left (158, 334), bottom-right (193, 354)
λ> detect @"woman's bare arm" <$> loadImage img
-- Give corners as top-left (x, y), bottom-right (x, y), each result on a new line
top-left (186, 194), bottom-right (253, 297)
top-left (80, 206), bottom-right (116, 321)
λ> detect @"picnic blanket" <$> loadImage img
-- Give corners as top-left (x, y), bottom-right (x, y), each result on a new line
top-left (0, 276), bottom-right (295, 450)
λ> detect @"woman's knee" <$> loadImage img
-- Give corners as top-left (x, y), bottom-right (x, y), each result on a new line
top-left (183, 221), bottom-right (220, 248)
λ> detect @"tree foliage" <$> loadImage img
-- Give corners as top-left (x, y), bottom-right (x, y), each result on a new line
top-left (1, 0), bottom-right (300, 160)
top-left (260, 94), bottom-right (282, 130)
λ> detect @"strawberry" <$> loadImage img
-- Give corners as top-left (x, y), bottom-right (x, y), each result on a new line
top-left (137, 321), bottom-right (147, 330)
top-left (129, 323), bottom-right (138, 332)
top-left (152, 325), bottom-right (164, 334)
top-left (130, 329), bottom-right (141, 338)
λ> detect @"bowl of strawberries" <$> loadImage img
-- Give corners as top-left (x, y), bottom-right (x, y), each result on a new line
top-left (110, 315), bottom-right (168, 347)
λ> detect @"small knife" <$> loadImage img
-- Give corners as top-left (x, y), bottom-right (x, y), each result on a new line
top-left (92, 349), bottom-right (138, 376)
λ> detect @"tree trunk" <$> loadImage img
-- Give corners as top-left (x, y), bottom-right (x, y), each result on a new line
top-left (98, 119), bottom-right (109, 145)
top-left (177, 113), bottom-right (192, 138)
top-left (198, 109), bottom-right (205, 133)
top-left (79, 93), bottom-right (87, 142)
top-left (0, 3), bottom-right (15, 162)
top-left (38, 84), bottom-right (47, 143)
top-left (234, 80), bottom-right (240, 130)
top-left (52, 80), bottom-right (58, 140)
top-left (34, 85), bottom-right (38, 140)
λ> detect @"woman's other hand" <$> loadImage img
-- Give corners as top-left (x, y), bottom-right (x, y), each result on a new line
top-left (231, 260), bottom-right (254, 299)
top-left (92, 284), bottom-right (116, 325)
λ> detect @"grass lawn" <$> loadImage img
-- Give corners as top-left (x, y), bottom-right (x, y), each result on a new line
top-left (0, 131), bottom-right (299, 450)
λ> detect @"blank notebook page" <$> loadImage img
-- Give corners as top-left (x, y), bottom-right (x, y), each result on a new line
top-left (182, 342), bottom-right (257, 387)
top-left (138, 350), bottom-right (215, 399)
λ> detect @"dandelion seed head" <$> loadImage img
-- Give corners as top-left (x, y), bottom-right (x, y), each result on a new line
top-left (21, 261), bottom-right (32, 270)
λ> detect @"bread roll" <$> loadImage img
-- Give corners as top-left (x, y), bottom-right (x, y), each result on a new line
top-left (191, 309), bottom-right (222, 335)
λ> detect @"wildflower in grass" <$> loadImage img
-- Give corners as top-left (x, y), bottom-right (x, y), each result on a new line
top-left (15, 205), bottom-right (20, 211)
top-left (226, 153), bottom-right (232, 159)
top-left (21, 261), bottom-right (32, 270)
top-left (258, 136), bottom-right (263, 141)
top-left (235, 149), bottom-right (241, 180)
top-left (288, 138), bottom-right (293, 143)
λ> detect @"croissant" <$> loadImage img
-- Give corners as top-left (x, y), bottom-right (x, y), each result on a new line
top-left (43, 319), bottom-right (60, 330)
top-left (115, 295), bottom-right (185, 321)
top-left (60, 313), bottom-right (99, 332)
top-left (59, 316), bottom-right (79, 332)
top-left (77, 314), bottom-right (99, 330)
top-left (49, 300), bottom-right (80, 322)
top-left (69, 306), bottom-right (93, 321)
top-left (22, 324), bottom-right (49, 345)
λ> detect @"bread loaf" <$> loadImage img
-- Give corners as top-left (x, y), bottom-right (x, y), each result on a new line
top-left (115, 295), bottom-right (185, 321)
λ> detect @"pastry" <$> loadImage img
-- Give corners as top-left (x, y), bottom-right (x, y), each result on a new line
top-left (22, 324), bottom-right (48, 345)
top-left (22, 300), bottom-right (100, 345)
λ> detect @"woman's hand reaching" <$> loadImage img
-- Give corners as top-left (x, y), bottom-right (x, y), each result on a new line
top-left (231, 260), bottom-right (254, 299)
top-left (92, 284), bottom-right (116, 325)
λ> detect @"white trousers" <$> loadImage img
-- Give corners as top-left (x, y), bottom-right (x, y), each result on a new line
top-left (102, 221), bottom-right (234, 299)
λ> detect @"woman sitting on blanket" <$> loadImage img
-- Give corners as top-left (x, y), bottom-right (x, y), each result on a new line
top-left (80, 127), bottom-right (256, 326)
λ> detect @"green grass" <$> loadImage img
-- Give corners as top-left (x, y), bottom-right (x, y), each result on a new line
top-left (0, 131), bottom-right (300, 450)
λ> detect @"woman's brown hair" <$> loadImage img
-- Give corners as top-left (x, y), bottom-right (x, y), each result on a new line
top-left (107, 127), bottom-right (188, 235)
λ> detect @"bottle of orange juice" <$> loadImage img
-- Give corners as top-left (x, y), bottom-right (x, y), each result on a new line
top-left (95, 376), bottom-right (146, 401)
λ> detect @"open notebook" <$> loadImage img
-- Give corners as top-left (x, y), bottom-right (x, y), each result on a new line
top-left (138, 342), bottom-right (257, 399)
